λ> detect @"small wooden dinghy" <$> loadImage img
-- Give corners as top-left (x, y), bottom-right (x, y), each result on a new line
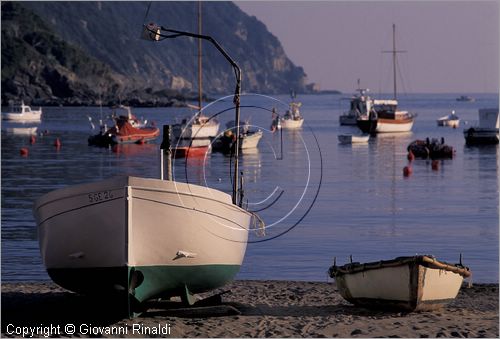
top-left (328, 255), bottom-right (471, 312)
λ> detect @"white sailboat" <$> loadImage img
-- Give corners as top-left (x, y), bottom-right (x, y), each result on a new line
top-left (172, 3), bottom-right (219, 140)
top-left (357, 24), bottom-right (415, 134)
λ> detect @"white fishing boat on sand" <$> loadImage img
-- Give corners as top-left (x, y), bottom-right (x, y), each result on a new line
top-left (2, 101), bottom-right (42, 122)
top-left (34, 19), bottom-right (262, 317)
top-left (34, 176), bottom-right (253, 311)
top-left (437, 110), bottom-right (460, 128)
top-left (328, 255), bottom-right (471, 312)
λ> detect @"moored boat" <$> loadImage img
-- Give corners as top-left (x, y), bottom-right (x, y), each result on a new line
top-left (213, 120), bottom-right (263, 154)
top-left (356, 25), bottom-right (415, 134)
top-left (172, 137), bottom-right (211, 158)
top-left (437, 110), bottom-right (460, 128)
top-left (456, 95), bottom-right (475, 102)
top-left (2, 101), bottom-right (42, 122)
top-left (339, 81), bottom-right (373, 126)
top-left (407, 137), bottom-right (455, 159)
top-left (338, 134), bottom-right (370, 144)
top-left (173, 114), bottom-right (220, 139)
top-left (328, 255), bottom-right (471, 312)
top-left (88, 115), bottom-right (160, 146)
top-left (280, 102), bottom-right (304, 129)
top-left (357, 99), bottom-right (415, 133)
top-left (463, 108), bottom-right (499, 145)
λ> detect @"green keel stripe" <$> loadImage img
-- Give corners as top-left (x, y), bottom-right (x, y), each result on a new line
top-left (129, 264), bottom-right (241, 303)
top-left (48, 264), bottom-right (240, 303)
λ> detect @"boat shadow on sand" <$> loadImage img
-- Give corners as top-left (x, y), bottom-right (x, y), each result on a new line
top-left (2, 287), bottom-right (470, 329)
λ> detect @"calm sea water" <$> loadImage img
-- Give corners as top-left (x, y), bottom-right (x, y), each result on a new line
top-left (2, 93), bottom-right (498, 283)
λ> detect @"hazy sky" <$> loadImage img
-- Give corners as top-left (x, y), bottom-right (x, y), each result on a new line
top-left (237, 1), bottom-right (499, 94)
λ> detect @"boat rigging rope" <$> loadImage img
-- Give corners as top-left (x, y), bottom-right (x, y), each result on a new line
top-left (142, 1), bottom-right (153, 25)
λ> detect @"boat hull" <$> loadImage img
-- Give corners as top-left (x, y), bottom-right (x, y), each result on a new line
top-left (172, 145), bottom-right (210, 158)
top-left (437, 119), bottom-right (460, 128)
top-left (357, 117), bottom-right (413, 134)
top-left (241, 130), bottom-right (263, 149)
top-left (338, 134), bottom-right (369, 144)
top-left (173, 121), bottom-right (220, 139)
top-left (329, 256), bottom-right (470, 312)
top-left (464, 128), bottom-right (500, 145)
top-left (34, 176), bottom-right (251, 307)
top-left (280, 118), bottom-right (304, 129)
top-left (339, 115), bottom-right (358, 126)
top-left (2, 111), bottom-right (42, 122)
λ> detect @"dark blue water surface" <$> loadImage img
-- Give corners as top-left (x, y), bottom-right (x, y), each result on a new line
top-left (2, 93), bottom-right (498, 283)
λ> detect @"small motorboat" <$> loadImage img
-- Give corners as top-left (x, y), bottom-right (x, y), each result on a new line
top-left (88, 115), bottom-right (160, 147)
top-left (338, 134), bottom-right (370, 144)
top-left (280, 101), bottom-right (304, 129)
top-left (339, 80), bottom-right (373, 126)
top-left (2, 101), bottom-right (42, 122)
top-left (328, 255), bottom-right (471, 312)
top-left (407, 137), bottom-right (455, 159)
top-left (437, 110), bottom-right (460, 128)
top-left (464, 108), bottom-right (499, 145)
top-left (456, 95), bottom-right (475, 102)
top-left (213, 121), bottom-right (263, 154)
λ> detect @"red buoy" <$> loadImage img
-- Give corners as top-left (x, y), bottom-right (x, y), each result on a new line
top-left (403, 166), bottom-right (412, 177)
top-left (136, 138), bottom-right (146, 145)
top-left (431, 160), bottom-right (439, 171)
top-left (29, 135), bottom-right (36, 144)
top-left (407, 150), bottom-right (415, 162)
top-left (20, 148), bottom-right (29, 156)
top-left (54, 138), bottom-right (61, 148)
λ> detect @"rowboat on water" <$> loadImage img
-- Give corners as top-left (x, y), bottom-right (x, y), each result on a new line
top-left (328, 255), bottom-right (471, 312)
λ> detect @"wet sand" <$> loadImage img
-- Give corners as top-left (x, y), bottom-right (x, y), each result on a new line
top-left (2, 280), bottom-right (498, 338)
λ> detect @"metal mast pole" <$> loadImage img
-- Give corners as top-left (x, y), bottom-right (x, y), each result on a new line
top-left (197, 1), bottom-right (203, 111)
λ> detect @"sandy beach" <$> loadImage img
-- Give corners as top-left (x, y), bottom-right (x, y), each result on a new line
top-left (2, 280), bottom-right (498, 338)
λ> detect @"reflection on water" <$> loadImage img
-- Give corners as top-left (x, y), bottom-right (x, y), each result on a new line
top-left (2, 95), bottom-right (499, 283)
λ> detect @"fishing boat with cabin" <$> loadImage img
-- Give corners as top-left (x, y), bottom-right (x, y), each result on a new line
top-left (2, 101), bottom-right (42, 122)
top-left (339, 80), bottom-right (373, 126)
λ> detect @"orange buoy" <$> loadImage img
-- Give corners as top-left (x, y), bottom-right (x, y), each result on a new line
top-left (403, 166), bottom-right (412, 177)
top-left (20, 148), bottom-right (29, 156)
top-left (407, 150), bottom-right (415, 162)
top-left (54, 138), bottom-right (61, 148)
top-left (431, 160), bottom-right (440, 171)
top-left (29, 135), bottom-right (36, 144)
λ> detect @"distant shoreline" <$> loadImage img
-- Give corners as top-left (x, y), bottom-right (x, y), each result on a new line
top-left (2, 280), bottom-right (498, 338)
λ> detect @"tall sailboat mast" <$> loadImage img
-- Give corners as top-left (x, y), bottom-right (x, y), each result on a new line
top-left (197, 1), bottom-right (203, 111)
top-left (392, 23), bottom-right (397, 100)
top-left (383, 23), bottom-right (406, 100)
